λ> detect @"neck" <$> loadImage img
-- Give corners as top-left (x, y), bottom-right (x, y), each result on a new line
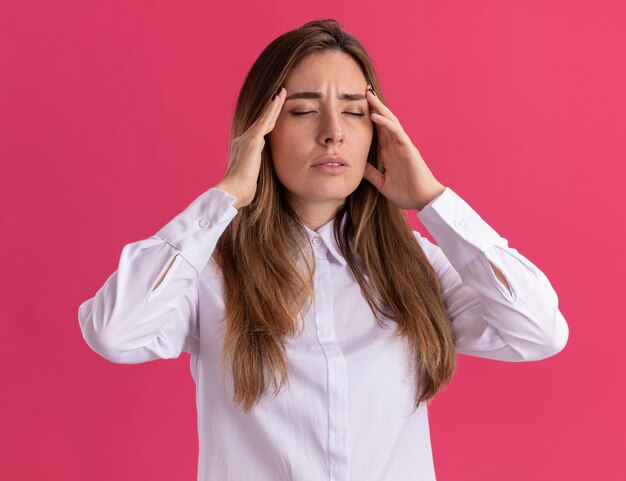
top-left (291, 197), bottom-right (345, 232)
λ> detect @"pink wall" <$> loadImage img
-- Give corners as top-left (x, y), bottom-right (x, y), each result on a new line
top-left (1, 1), bottom-right (623, 479)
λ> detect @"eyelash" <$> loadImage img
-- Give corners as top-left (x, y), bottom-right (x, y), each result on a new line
top-left (291, 111), bottom-right (366, 117)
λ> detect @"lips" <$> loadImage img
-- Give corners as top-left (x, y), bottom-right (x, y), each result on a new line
top-left (311, 155), bottom-right (349, 167)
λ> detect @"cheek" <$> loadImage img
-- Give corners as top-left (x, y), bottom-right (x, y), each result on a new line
top-left (270, 123), bottom-right (307, 160)
top-left (269, 118), bottom-right (298, 154)
top-left (268, 134), bottom-right (302, 186)
top-left (357, 126), bottom-right (375, 161)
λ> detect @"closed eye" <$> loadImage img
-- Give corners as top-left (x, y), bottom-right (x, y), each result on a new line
top-left (291, 111), bottom-right (366, 117)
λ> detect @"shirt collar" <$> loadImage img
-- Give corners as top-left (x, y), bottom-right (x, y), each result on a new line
top-left (302, 211), bottom-right (348, 266)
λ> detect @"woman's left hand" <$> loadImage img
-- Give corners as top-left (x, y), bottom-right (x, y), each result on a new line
top-left (362, 86), bottom-right (446, 211)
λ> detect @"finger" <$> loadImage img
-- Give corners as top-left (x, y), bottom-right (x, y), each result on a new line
top-left (246, 85), bottom-right (284, 137)
top-left (362, 162), bottom-right (385, 192)
top-left (370, 109), bottom-right (405, 139)
top-left (265, 87), bottom-right (286, 132)
top-left (366, 89), bottom-right (398, 122)
top-left (252, 87), bottom-right (286, 135)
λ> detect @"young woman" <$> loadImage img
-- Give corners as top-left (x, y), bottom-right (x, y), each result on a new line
top-left (78, 18), bottom-right (569, 481)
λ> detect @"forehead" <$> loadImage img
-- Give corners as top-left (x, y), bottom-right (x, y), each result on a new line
top-left (286, 51), bottom-right (366, 87)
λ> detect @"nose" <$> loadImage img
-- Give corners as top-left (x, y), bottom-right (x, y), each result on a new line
top-left (317, 107), bottom-right (344, 145)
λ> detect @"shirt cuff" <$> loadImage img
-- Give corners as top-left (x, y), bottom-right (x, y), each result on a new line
top-left (154, 187), bottom-right (239, 274)
top-left (416, 187), bottom-right (508, 271)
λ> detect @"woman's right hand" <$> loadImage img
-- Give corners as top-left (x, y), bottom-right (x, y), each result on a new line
top-left (215, 86), bottom-right (286, 209)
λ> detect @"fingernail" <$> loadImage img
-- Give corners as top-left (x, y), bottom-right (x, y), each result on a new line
top-left (367, 82), bottom-right (376, 96)
top-left (272, 86), bottom-right (282, 101)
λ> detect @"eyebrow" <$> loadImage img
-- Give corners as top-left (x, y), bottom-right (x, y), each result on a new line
top-left (285, 91), bottom-right (366, 102)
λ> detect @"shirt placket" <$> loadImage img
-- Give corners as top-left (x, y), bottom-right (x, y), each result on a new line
top-left (311, 234), bottom-right (350, 481)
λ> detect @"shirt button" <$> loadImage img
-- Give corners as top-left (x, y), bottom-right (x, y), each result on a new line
top-left (312, 236), bottom-right (322, 246)
top-left (198, 219), bottom-right (209, 229)
top-left (454, 218), bottom-right (464, 228)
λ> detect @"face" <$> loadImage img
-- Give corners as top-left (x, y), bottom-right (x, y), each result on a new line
top-left (268, 51), bottom-right (374, 220)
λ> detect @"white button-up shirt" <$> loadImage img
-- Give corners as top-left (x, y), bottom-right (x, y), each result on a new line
top-left (78, 186), bottom-right (569, 481)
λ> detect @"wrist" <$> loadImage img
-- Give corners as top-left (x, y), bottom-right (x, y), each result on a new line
top-left (215, 181), bottom-right (243, 209)
top-left (417, 183), bottom-right (446, 211)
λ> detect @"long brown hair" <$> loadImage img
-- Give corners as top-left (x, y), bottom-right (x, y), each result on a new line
top-left (214, 18), bottom-right (456, 414)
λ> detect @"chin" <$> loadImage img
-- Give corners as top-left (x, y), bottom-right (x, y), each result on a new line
top-left (283, 179), bottom-right (360, 204)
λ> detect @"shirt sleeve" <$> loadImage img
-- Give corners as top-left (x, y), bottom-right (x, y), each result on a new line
top-left (414, 187), bottom-right (569, 361)
top-left (78, 187), bottom-right (239, 364)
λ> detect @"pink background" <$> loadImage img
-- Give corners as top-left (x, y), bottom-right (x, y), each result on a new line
top-left (1, 1), bottom-right (623, 480)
